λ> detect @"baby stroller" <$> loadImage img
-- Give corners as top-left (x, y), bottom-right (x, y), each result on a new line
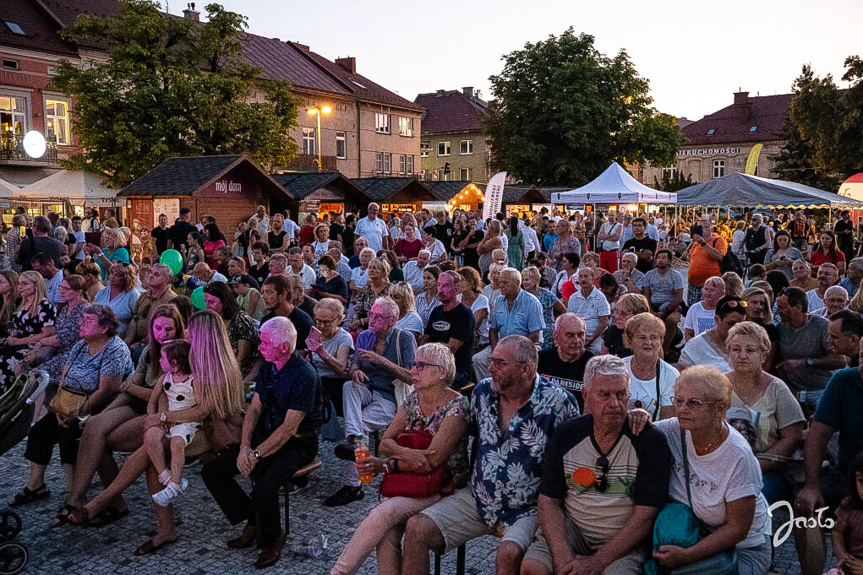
top-left (0, 371), bottom-right (48, 575)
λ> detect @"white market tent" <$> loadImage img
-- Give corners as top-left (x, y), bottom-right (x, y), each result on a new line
top-left (0, 177), bottom-right (16, 199)
top-left (551, 162), bottom-right (677, 204)
top-left (17, 170), bottom-right (118, 207)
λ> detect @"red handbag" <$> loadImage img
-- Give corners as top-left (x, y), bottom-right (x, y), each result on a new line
top-left (380, 429), bottom-right (454, 499)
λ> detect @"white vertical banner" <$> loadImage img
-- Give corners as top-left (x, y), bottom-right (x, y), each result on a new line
top-left (482, 171), bottom-right (507, 221)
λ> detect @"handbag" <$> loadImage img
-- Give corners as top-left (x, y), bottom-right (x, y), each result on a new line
top-left (48, 386), bottom-right (90, 419)
top-left (644, 428), bottom-right (737, 575)
top-left (380, 429), bottom-right (453, 499)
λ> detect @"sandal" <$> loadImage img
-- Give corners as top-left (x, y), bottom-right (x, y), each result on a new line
top-left (9, 485), bottom-right (50, 507)
top-left (49, 504), bottom-right (76, 528)
top-left (66, 507), bottom-right (91, 527)
top-left (87, 506), bottom-right (129, 528)
top-left (133, 537), bottom-right (177, 556)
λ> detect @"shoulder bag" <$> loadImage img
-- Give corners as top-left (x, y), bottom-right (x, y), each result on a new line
top-left (48, 347), bottom-right (91, 419)
top-left (380, 428), bottom-right (454, 499)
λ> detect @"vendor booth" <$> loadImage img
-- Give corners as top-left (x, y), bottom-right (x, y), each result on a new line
top-left (14, 170), bottom-right (120, 220)
top-left (271, 171), bottom-right (371, 224)
top-left (118, 155), bottom-right (291, 232)
top-left (551, 163), bottom-right (677, 215)
top-left (501, 186), bottom-right (553, 218)
top-left (351, 177), bottom-right (436, 217)
top-left (425, 181), bottom-right (484, 212)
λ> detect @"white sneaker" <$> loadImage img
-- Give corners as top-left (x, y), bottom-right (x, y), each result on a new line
top-left (151, 479), bottom-right (188, 507)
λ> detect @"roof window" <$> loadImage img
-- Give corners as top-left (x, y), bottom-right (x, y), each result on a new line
top-left (4, 22), bottom-right (25, 35)
top-left (707, 129), bottom-right (715, 135)
top-left (749, 126), bottom-right (757, 132)
top-left (351, 80), bottom-right (367, 89)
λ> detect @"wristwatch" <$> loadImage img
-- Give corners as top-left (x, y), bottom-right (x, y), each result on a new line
top-left (806, 359), bottom-right (815, 367)
top-left (253, 449), bottom-right (262, 460)
top-left (159, 412), bottom-right (167, 423)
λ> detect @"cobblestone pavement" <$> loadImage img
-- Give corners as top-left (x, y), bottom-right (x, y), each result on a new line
top-left (0, 431), bottom-right (829, 574)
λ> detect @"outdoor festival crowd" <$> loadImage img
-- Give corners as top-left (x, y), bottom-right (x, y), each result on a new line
top-left (2, 202), bottom-right (863, 575)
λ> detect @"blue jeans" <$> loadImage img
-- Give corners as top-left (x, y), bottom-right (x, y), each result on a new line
top-left (762, 471), bottom-right (795, 505)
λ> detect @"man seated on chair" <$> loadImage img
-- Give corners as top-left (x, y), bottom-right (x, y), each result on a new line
top-left (325, 296), bottom-right (417, 507)
top-left (521, 354), bottom-right (670, 575)
top-left (201, 316), bottom-right (321, 570)
top-left (402, 335), bottom-right (579, 575)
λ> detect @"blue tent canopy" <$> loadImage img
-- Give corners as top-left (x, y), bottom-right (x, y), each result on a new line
top-left (676, 173), bottom-right (863, 209)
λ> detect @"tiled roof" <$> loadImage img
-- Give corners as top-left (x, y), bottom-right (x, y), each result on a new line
top-left (0, 0), bottom-right (77, 56)
top-left (304, 50), bottom-right (423, 112)
top-left (36, 0), bottom-right (118, 27)
top-left (414, 90), bottom-right (488, 134)
top-left (423, 181), bottom-right (473, 201)
top-left (351, 177), bottom-right (434, 202)
top-left (683, 93), bottom-right (792, 146)
top-left (270, 171), bottom-right (368, 201)
top-left (118, 155), bottom-right (288, 198)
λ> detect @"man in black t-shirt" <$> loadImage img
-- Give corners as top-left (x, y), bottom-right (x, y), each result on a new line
top-left (268, 214), bottom-right (289, 253)
top-left (621, 217), bottom-right (657, 274)
top-left (249, 242), bottom-right (271, 286)
top-left (421, 270), bottom-right (475, 389)
top-left (151, 213), bottom-right (171, 256)
top-left (834, 210), bottom-right (855, 265)
top-left (537, 313), bottom-right (594, 411)
top-left (260, 275), bottom-right (313, 351)
top-left (167, 208), bottom-right (198, 252)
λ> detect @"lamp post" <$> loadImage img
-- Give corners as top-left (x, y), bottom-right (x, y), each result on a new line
top-left (306, 105), bottom-right (332, 172)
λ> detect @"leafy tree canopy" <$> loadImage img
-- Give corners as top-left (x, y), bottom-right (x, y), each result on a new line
top-left (51, 0), bottom-right (300, 187)
top-left (653, 170), bottom-right (694, 193)
top-left (775, 57), bottom-right (863, 190)
top-left (484, 29), bottom-right (683, 186)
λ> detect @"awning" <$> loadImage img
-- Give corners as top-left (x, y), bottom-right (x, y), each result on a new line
top-left (17, 170), bottom-right (118, 204)
top-left (0, 177), bottom-right (16, 198)
top-left (551, 163), bottom-right (677, 204)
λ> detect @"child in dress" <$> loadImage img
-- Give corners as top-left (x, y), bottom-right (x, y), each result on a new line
top-left (826, 453), bottom-right (863, 575)
top-left (143, 339), bottom-right (201, 507)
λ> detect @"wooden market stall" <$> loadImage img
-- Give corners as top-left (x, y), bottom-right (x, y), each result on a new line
top-left (271, 171), bottom-right (371, 224)
top-left (351, 177), bottom-right (436, 217)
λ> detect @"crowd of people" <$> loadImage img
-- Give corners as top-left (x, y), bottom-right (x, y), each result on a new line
top-left (2, 202), bottom-right (863, 575)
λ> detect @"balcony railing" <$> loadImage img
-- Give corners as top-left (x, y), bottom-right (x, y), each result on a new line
top-left (0, 132), bottom-right (59, 164)
top-left (280, 153), bottom-right (337, 172)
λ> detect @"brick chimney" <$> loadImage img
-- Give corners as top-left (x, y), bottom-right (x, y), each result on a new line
top-left (182, 2), bottom-right (199, 21)
top-left (336, 57), bottom-right (356, 74)
top-left (462, 86), bottom-right (474, 98)
top-left (436, 90), bottom-right (445, 97)
top-left (734, 91), bottom-right (751, 123)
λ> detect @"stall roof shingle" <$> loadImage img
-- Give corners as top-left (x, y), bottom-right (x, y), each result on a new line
top-left (271, 171), bottom-right (366, 200)
top-left (423, 181), bottom-right (473, 201)
top-left (351, 177), bottom-right (432, 202)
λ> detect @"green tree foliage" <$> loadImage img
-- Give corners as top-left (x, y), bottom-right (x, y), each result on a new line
top-left (774, 58), bottom-right (863, 189)
top-left (51, 0), bottom-right (300, 187)
top-left (484, 29), bottom-right (684, 186)
top-left (653, 170), bottom-right (694, 192)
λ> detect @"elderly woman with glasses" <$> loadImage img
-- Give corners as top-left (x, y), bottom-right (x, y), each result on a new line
top-left (329, 343), bottom-right (469, 575)
top-left (93, 262), bottom-right (140, 335)
top-left (652, 366), bottom-right (772, 575)
top-left (678, 297), bottom-right (748, 373)
top-left (308, 298), bottom-right (354, 416)
top-left (725, 322), bottom-right (805, 504)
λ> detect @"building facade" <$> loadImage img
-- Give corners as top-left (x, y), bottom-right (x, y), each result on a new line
top-left (415, 88), bottom-right (490, 184)
top-left (642, 91), bottom-right (791, 187)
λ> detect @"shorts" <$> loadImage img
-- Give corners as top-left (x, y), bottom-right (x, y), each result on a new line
top-left (168, 422), bottom-right (202, 445)
top-left (420, 488), bottom-right (537, 554)
top-left (523, 518), bottom-right (643, 575)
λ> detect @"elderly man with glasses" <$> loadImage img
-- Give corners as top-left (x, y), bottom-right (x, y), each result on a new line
top-left (122, 263), bottom-right (176, 359)
top-left (325, 296), bottom-right (416, 507)
top-left (403, 335), bottom-right (579, 575)
top-left (520, 354), bottom-right (670, 575)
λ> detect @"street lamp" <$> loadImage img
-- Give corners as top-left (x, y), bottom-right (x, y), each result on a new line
top-left (306, 105), bottom-right (332, 172)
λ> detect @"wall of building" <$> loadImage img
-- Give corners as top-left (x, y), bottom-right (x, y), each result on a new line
top-left (420, 129), bottom-right (489, 184)
top-left (358, 101), bottom-right (422, 178)
top-left (642, 141), bottom-right (785, 187)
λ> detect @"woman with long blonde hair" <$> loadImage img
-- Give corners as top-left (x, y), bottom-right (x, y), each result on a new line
top-left (0, 269), bottom-right (20, 336)
top-left (187, 309), bottom-right (244, 421)
top-left (0, 271), bottom-right (56, 391)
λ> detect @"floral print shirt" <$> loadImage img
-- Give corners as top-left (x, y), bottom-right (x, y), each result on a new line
top-left (402, 392), bottom-right (471, 487)
top-left (547, 235), bottom-right (582, 272)
top-left (13, 298), bottom-right (56, 336)
top-left (470, 375), bottom-right (579, 526)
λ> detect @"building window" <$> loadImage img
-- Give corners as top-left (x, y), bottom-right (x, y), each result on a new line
top-left (302, 127), bottom-right (316, 155)
top-left (4, 22), bottom-right (25, 35)
top-left (406, 156), bottom-right (414, 174)
top-left (438, 141), bottom-right (451, 156)
top-left (749, 126), bottom-right (758, 132)
top-left (45, 99), bottom-right (70, 146)
top-left (460, 167), bottom-right (471, 181)
top-left (398, 117), bottom-right (414, 137)
top-left (661, 166), bottom-right (677, 179)
top-left (0, 94), bottom-right (28, 135)
top-left (376, 152), bottom-right (392, 174)
top-left (460, 140), bottom-right (473, 155)
top-left (419, 170), bottom-right (426, 181)
top-left (420, 141), bottom-right (430, 158)
top-left (375, 113), bottom-right (390, 134)
top-left (2, 59), bottom-right (18, 70)
top-left (399, 155), bottom-right (406, 175)
top-left (335, 131), bottom-right (346, 159)
top-left (707, 128), bottom-right (715, 135)
top-left (713, 160), bottom-right (725, 179)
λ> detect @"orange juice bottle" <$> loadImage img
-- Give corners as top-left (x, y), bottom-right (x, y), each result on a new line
top-left (355, 434), bottom-right (372, 484)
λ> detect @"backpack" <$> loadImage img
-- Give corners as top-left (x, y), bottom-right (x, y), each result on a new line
top-left (713, 238), bottom-right (743, 277)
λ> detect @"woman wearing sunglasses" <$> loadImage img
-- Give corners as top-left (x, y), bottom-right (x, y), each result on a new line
top-left (653, 366), bottom-right (772, 575)
top-left (329, 343), bottom-right (469, 575)
top-left (677, 297), bottom-right (747, 373)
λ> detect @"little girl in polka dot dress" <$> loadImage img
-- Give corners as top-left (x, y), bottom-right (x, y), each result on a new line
top-left (142, 339), bottom-right (202, 507)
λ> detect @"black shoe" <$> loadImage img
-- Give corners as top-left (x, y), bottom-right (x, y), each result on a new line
top-left (323, 485), bottom-right (364, 507)
top-left (334, 436), bottom-right (357, 462)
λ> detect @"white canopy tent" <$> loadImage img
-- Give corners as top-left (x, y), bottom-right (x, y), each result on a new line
top-left (551, 162), bottom-right (677, 204)
top-left (0, 177), bottom-right (16, 199)
top-left (17, 170), bottom-right (117, 206)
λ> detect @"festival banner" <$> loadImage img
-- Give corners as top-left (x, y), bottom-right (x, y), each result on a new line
top-left (482, 171), bottom-right (507, 221)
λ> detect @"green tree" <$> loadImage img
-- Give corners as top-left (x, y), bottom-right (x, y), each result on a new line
top-left (484, 29), bottom-right (683, 186)
top-left (774, 58), bottom-right (863, 189)
top-left (51, 0), bottom-right (300, 187)
top-left (653, 170), bottom-right (694, 192)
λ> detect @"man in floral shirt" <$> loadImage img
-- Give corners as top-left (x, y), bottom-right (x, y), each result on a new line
top-left (403, 335), bottom-right (579, 575)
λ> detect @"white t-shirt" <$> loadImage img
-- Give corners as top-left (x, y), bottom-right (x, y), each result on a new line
top-left (282, 218), bottom-right (299, 241)
top-left (600, 221), bottom-right (622, 251)
top-left (624, 356), bottom-right (677, 420)
top-left (426, 239), bottom-right (447, 261)
top-left (355, 216), bottom-right (389, 253)
top-left (292, 265), bottom-right (317, 289)
top-left (73, 230), bottom-right (87, 260)
top-left (350, 266), bottom-right (369, 289)
top-left (464, 293), bottom-right (490, 344)
top-left (683, 302), bottom-right (717, 337)
top-left (311, 328), bottom-right (354, 378)
top-left (395, 312), bottom-right (424, 336)
top-left (566, 287), bottom-right (610, 335)
top-left (403, 262), bottom-right (426, 293)
top-left (677, 332), bottom-right (732, 372)
top-left (655, 418), bottom-right (771, 549)
top-left (312, 241), bottom-right (329, 261)
top-left (806, 288), bottom-right (825, 313)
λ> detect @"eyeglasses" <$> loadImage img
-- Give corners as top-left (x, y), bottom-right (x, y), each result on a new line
top-left (315, 316), bottom-right (338, 325)
top-left (595, 456), bottom-right (610, 492)
top-left (488, 357), bottom-right (529, 368)
top-left (671, 396), bottom-right (717, 410)
top-left (368, 311), bottom-right (396, 320)
top-left (412, 361), bottom-right (444, 372)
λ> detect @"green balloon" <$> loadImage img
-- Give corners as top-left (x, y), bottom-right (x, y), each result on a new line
top-left (191, 286), bottom-right (206, 310)
top-left (160, 249), bottom-right (183, 275)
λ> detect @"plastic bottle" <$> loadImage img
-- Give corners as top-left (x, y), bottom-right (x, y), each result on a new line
top-left (355, 434), bottom-right (372, 484)
top-left (292, 534), bottom-right (328, 558)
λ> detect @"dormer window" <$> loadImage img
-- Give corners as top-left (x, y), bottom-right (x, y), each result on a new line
top-left (707, 129), bottom-right (715, 135)
top-left (750, 126), bottom-right (757, 132)
top-left (4, 22), bottom-right (25, 35)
